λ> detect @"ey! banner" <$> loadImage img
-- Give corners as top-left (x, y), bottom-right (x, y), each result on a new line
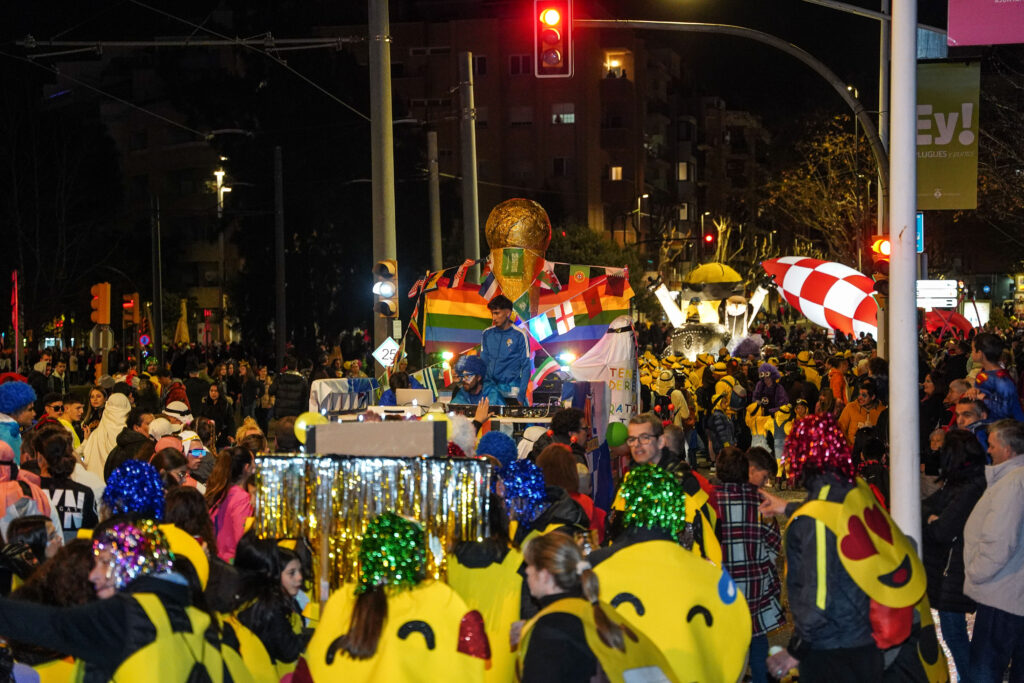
top-left (917, 61), bottom-right (980, 210)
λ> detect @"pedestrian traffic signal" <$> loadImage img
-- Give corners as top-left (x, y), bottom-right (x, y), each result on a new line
top-left (121, 292), bottom-right (141, 327)
top-left (534, 0), bottom-right (572, 78)
top-left (90, 282), bottom-right (111, 325)
top-left (870, 236), bottom-right (890, 299)
top-left (372, 259), bottom-right (399, 318)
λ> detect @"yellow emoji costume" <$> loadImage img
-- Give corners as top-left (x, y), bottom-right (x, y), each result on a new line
top-left (596, 466), bottom-right (748, 681)
top-left (303, 513), bottom-right (489, 683)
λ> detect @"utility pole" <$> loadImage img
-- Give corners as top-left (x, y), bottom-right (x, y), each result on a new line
top-left (888, 0), bottom-right (921, 549)
top-left (274, 147), bottom-right (287, 372)
top-left (369, 0), bottom-right (398, 357)
top-left (150, 197), bottom-right (164, 367)
top-left (459, 52), bottom-right (481, 283)
top-left (427, 131), bottom-right (443, 272)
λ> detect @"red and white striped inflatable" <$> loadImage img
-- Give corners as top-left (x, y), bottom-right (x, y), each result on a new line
top-left (762, 256), bottom-right (879, 338)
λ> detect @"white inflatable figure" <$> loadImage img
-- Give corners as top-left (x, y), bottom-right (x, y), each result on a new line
top-left (571, 315), bottom-right (639, 438)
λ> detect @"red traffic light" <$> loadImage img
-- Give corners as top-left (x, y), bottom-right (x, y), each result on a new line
top-left (703, 233), bottom-right (714, 243)
top-left (540, 8), bottom-right (561, 25)
top-left (870, 236), bottom-right (891, 257)
top-left (534, 0), bottom-right (572, 78)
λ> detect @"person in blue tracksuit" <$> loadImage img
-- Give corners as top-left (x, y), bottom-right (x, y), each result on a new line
top-left (480, 295), bottom-right (532, 404)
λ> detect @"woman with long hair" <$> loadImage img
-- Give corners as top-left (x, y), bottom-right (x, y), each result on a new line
top-left (234, 535), bottom-right (311, 677)
top-left (299, 512), bottom-right (490, 682)
top-left (150, 448), bottom-right (189, 490)
top-left (921, 429), bottom-right (987, 680)
top-left (81, 387), bottom-right (107, 437)
top-left (515, 531), bottom-right (674, 682)
top-left (206, 446), bottom-right (254, 562)
top-left (200, 383), bottom-right (235, 449)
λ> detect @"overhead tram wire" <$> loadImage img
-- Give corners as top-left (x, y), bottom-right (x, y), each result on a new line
top-left (0, 49), bottom-right (207, 140)
top-left (125, 0), bottom-right (370, 122)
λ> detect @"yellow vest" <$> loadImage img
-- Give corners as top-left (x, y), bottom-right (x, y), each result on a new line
top-left (304, 581), bottom-right (487, 683)
top-left (447, 545), bottom-right (525, 683)
top-left (516, 597), bottom-right (678, 683)
top-left (219, 614), bottom-right (278, 683)
top-left (593, 540), bottom-right (751, 683)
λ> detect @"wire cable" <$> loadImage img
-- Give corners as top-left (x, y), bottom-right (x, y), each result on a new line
top-left (126, 0), bottom-right (370, 122)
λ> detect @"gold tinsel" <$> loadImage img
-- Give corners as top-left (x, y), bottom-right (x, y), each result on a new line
top-left (252, 455), bottom-right (491, 593)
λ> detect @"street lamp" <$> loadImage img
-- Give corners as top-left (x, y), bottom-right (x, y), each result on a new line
top-left (635, 193), bottom-right (649, 242)
top-left (213, 168), bottom-right (232, 344)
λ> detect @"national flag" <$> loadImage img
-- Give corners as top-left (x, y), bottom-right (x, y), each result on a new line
top-left (527, 355), bottom-right (561, 404)
top-left (412, 366), bottom-right (439, 399)
top-left (605, 267), bottom-right (627, 297)
top-left (582, 287), bottom-right (603, 319)
top-left (554, 301), bottom-right (576, 335)
top-left (568, 265), bottom-right (590, 292)
top-left (501, 248), bottom-right (525, 277)
top-left (442, 365), bottom-right (455, 387)
top-left (408, 298), bottom-right (424, 343)
top-left (408, 272), bottom-right (428, 299)
top-left (537, 264), bottom-right (562, 293)
top-left (512, 292), bottom-right (531, 320)
top-left (478, 272), bottom-right (498, 301)
top-left (451, 259), bottom-right (476, 289)
top-left (528, 313), bottom-right (554, 341)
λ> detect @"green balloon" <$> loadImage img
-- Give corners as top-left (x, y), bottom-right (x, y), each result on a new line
top-left (606, 421), bottom-right (628, 448)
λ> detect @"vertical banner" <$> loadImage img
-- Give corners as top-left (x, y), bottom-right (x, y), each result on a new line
top-left (947, 0), bottom-right (1024, 46)
top-left (917, 62), bottom-right (980, 210)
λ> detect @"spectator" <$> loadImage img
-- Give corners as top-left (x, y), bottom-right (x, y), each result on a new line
top-left (0, 381), bottom-right (36, 464)
top-left (837, 378), bottom-right (884, 448)
top-left (35, 429), bottom-right (98, 542)
top-left (200, 383), bottom-right (235, 448)
top-left (206, 447), bottom-right (254, 562)
top-left (963, 418), bottom-right (1024, 682)
top-left (269, 356), bottom-right (308, 419)
top-left (536, 444), bottom-right (605, 544)
top-left (82, 393), bottom-right (131, 479)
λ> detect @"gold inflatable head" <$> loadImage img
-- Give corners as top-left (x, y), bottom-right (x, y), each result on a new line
top-left (485, 199), bottom-right (551, 302)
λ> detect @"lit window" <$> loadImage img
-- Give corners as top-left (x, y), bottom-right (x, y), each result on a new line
top-left (678, 204), bottom-right (690, 221)
top-left (677, 162), bottom-right (689, 181)
top-left (609, 166), bottom-right (623, 181)
top-left (551, 103), bottom-right (575, 124)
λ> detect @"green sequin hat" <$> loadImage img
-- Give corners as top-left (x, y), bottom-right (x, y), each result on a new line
top-left (356, 512), bottom-right (427, 594)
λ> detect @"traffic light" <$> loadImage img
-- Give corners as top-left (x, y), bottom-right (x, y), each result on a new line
top-left (869, 236), bottom-right (890, 299)
top-left (90, 282), bottom-right (111, 325)
top-left (121, 292), bottom-right (141, 328)
top-left (702, 231), bottom-right (716, 259)
top-left (534, 0), bottom-right (572, 78)
top-left (372, 259), bottom-right (399, 318)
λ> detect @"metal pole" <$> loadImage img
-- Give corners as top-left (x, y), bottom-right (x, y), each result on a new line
top-left (274, 147), bottom-right (287, 373)
top-left (369, 0), bottom-right (398, 357)
top-left (888, 0), bottom-right (920, 549)
top-left (878, 0), bottom-right (890, 237)
top-left (459, 51), bottom-right (481, 283)
top-left (427, 131), bottom-right (443, 272)
top-left (151, 196), bottom-right (164, 367)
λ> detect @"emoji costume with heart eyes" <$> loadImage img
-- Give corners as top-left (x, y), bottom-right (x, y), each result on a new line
top-left (595, 466), bottom-right (751, 683)
top-left (302, 513), bottom-right (490, 683)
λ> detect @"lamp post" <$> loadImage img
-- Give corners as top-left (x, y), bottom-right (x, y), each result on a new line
top-left (213, 168), bottom-right (231, 343)
top-left (635, 193), bottom-right (649, 242)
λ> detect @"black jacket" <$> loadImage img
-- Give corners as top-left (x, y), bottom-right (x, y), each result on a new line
top-left (200, 397), bottom-right (235, 448)
top-left (921, 470), bottom-right (986, 613)
top-left (519, 590), bottom-right (598, 683)
top-left (786, 473), bottom-right (875, 657)
top-left (104, 427), bottom-right (152, 481)
top-left (184, 376), bottom-right (210, 413)
top-left (269, 372), bottom-right (308, 418)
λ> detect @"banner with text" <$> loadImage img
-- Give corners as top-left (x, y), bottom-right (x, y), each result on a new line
top-left (947, 0), bottom-right (1024, 47)
top-left (917, 61), bottom-right (980, 211)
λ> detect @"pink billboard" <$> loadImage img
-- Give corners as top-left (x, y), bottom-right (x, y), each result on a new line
top-left (947, 0), bottom-right (1024, 46)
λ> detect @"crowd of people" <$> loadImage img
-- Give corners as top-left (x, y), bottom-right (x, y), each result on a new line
top-left (0, 319), bottom-right (1019, 681)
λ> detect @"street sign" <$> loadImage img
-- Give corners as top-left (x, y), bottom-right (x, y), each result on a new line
top-left (88, 324), bottom-right (114, 352)
top-left (372, 337), bottom-right (401, 368)
top-left (918, 298), bottom-right (957, 309)
top-left (916, 212), bottom-right (924, 253)
top-left (139, 334), bottom-right (151, 347)
top-left (917, 279), bottom-right (957, 309)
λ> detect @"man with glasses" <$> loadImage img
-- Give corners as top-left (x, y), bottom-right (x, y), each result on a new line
top-left (451, 354), bottom-right (504, 406)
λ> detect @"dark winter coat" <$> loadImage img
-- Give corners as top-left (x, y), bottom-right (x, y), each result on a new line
top-left (104, 427), bottom-right (152, 481)
top-left (786, 473), bottom-right (875, 657)
top-left (200, 397), bottom-right (235, 448)
top-left (269, 372), bottom-right (308, 418)
top-left (921, 469), bottom-right (986, 613)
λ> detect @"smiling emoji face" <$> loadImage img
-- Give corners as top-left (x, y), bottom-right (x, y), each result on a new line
top-left (594, 539), bottom-right (751, 683)
top-left (835, 480), bottom-right (926, 608)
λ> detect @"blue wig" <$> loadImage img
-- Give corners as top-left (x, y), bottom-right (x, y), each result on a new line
top-left (0, 382), bottom-right (36, 416)
top-left (102, 460), bottom-right (165, 520)
top-left (501, 459), bottom-right (548, 523)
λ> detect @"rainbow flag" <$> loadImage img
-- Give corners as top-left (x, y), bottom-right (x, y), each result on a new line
top-left (423, 275), bottom-right (633, 356)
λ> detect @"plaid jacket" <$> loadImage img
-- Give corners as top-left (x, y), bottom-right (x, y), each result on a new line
top-left (715, 482), bottom-right (785, 636)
